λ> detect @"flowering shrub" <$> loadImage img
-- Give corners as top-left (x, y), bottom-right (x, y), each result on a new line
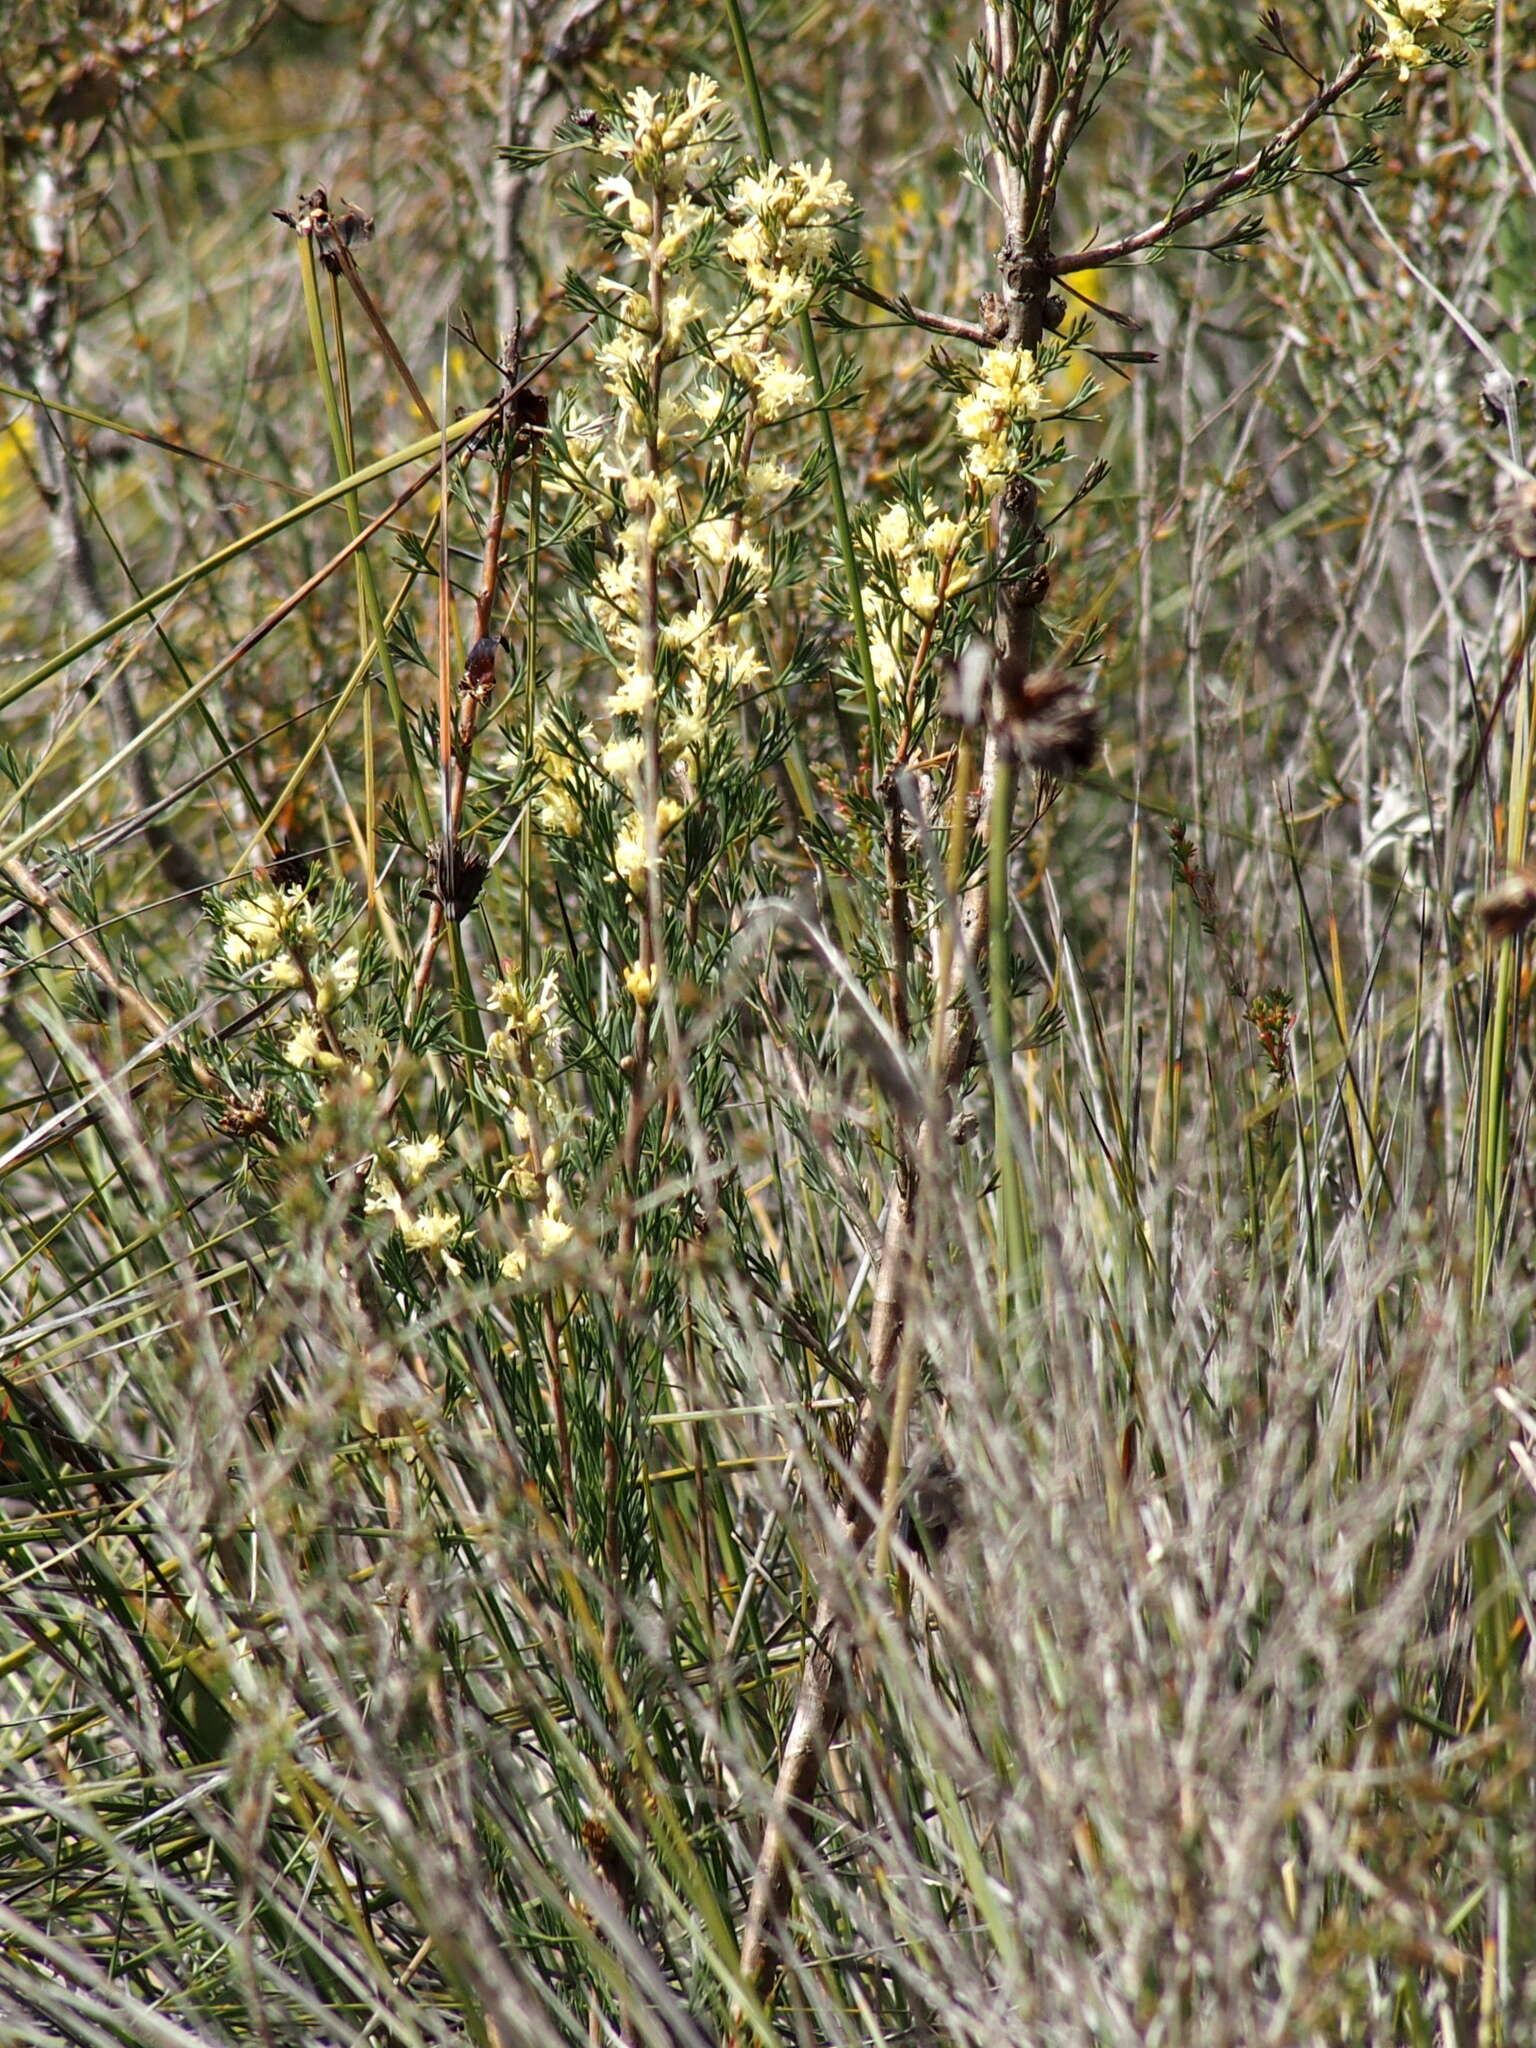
top-left (3, 4), bottom-right (1529, 2045)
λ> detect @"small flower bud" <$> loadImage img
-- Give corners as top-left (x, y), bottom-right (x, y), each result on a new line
top-left (623, 961), bottom-right (659, 1006)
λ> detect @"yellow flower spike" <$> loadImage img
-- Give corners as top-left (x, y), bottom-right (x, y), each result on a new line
top-left (624, 962), bottom-right (659, 1007)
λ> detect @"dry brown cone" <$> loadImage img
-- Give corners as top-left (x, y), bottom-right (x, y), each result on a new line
top-left (1476, 866), bottom-right (1536, 942)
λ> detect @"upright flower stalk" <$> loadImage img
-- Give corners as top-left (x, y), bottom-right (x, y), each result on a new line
top-left (515, 84), bottom-right (851, 1685)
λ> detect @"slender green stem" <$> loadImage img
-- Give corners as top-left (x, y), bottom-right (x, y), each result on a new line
top-left (2, 409), bottom-right (499, 718)
top-left (299, 239), bottom-right (434, 846)
top-left (1473, 587), bottom-right (1536, 1300)
top-left (988, 752), bottom-right (1026, 1307)
top-left (521, 453), bottom-right (542, 976)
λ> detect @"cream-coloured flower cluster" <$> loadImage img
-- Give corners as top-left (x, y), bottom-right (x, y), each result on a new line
top-left (481, 972), bottom-right (574, 1279)
top-left (867, 497), bottom-right (984, 714)
top-left (530, 723), bottom-right (583, 838)
top-left (595, 75), bottom-right (729, 205)
top-left (953, 345), bottom-right (1050, 496)
top-left (551, 76), bottom-right (843, 1001)
top-left (724, 158), bottom-right (852, 325)
top-left (364, 965), bottom-right (577, 1278)
top-left (218, 885), bottom-right (463, 1259)
top-left (364, 1131), bottom-right (463, 1266)
top-left (220, 883), bottom-right (360, 1074)
top-left (1367, 0), bottom-right (1484, 77)
top-left (497, 1182), bottom-right (574, 1284)
top-left (221, 883), bottom-right (314, 970)
top-left (486, 969), bottom-right (562, 1081)
top-left (215, 896), bottom-right (575, 1281)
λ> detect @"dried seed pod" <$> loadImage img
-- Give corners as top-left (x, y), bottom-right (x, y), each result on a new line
top-left (272, 187), bottom-right (328, 238)
top-left (464, 633), bottom-right (507, 692)
top-left (1476, 866), bottom-right (1536, 941)
top-left (426, 841), bottom-right (491, 922)
top-left (272, 187), bottom-right (373, 273)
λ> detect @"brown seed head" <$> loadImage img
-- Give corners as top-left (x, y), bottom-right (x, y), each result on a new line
top-left (425, 840), bottom-right (492, 922)
top-left (1476, 866), bottom-right (1536, 942)
top-left (215, 1093), bottom-right (274, 1143)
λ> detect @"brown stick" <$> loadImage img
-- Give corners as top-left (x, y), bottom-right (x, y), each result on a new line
top-left (403, 431), bottom-right (520, 1022)
top-left (1049, 51), bottom-right (1375, 272)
